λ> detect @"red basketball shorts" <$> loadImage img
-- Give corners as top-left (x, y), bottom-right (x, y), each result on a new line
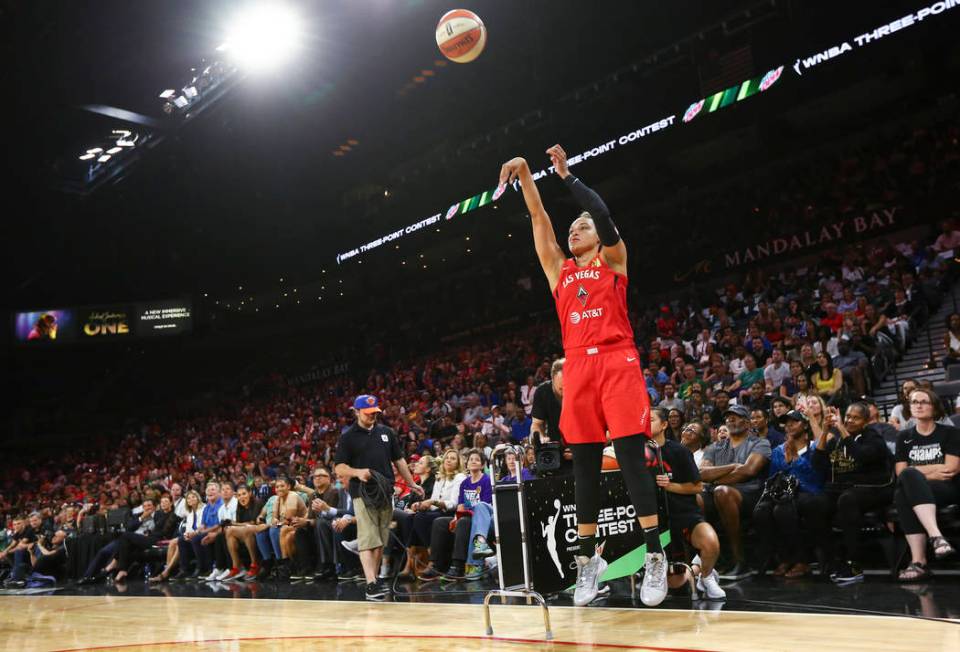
top-left (560, 344), bottom-right (651, 444)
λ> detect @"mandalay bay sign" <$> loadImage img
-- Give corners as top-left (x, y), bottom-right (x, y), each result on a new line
top-left (673, 206), bottom-right (901, 283)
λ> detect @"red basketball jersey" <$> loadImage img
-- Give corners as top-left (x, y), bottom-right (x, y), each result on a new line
top-left (553, 254), bottom-right (635, 350)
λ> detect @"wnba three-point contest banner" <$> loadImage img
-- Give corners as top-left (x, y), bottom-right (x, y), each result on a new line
top-left (522, 471), bottom-right (669, 595)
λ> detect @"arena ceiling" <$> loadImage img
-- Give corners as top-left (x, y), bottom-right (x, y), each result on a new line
top-left (0, 1), bottom-right (945, 312)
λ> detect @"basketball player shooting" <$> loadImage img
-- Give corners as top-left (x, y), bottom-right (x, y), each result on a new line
top-left (498, 145), bottom-right (667, 607)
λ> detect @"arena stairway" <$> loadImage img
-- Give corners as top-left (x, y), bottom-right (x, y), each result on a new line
top-left (872, 283), bottom-right (960, 411)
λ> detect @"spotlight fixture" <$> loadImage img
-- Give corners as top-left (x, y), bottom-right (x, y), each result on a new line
top-left (221, 3), bottom-right (302, 72)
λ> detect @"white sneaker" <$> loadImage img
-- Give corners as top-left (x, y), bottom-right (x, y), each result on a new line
top-left (573, 553), bottom-right (608, 607)
top-left (697, 569), bottom-right (726, 601)
top-left (640, 552), bottom-right (668, 607)
top-left (205, 568), bottom-right (221, 582)
top-left (341, 539), bottom-right (359, 554)
top-left (215, 568), bottom-right (233, 581)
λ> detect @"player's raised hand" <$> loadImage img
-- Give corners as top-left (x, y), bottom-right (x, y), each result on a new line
top-left (546, 144), bottom-right (570, 178)
top-left (499, 157), bottom-right (528, 186)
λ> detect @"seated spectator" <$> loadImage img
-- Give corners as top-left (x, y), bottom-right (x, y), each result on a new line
top-left (649, 408), bottom-right (724, 600)
top-left (740, 382), bottom-right (771, 413)
top-left (820, 402), bottom-right (894, 584)
top-left (312, 469), bottom-right (359, 582)
top-left (153, 490), bottom-right (202, 582)
top-left (272, 475), bottom-right (308, 580)
top-left (384, 455), bottom-right (435, 579)
top-left (770, 395), bottom-right (793, 430)
top-left (680, 422), bottom-right (710, 468)
top-left (664, 409), bottom-right (685, 442)
top-left (748, 337), bottom-right (770, 368)
top-left (799, 343), bottom-right (818, 371)
top-left (820, 304), bottom-right (844, 336)
top-left (763, 348), bottom-right (791, 394)
top-left (725, 353), bottom-right (763, 398)
top-left (788, 372), bottom-right (813, 407)
top-left (893, 388), bottom-right (959, 582)
top-left (3, 528), bottom-right (68, 587)
top-left (707, 390), bottom-right (731, 429)
top-left (704, 362), bottom-right (735, 398)
top-left (931, 219), bottom-right (960, 253)
top-left (409, 449), bottom-right (463, 580)
top-left (498, 446), bottom-right (535, 483)
top-left (114, 495), bottom-right (180, 582)
top-left (683, 384), bottom-right (707, 425)
top-left (524, 445), bottom-right (537, 470)
top-left (76, 502), bottom-right (150, 584)
top-left (944, 313), bottom-right (960, 367)
top-left (889, 380), bottom-right (919, 431)
top-left (220, 485), bottom-right (263, 581)
top-left (420, 448), bottom-right (491, 581)
top-left (750, 408), bottom-right (784, 448)
top-left (883, 289), bottom-right (915, 348)
top-left (833, 338), bottom-right (869, 398)
top-left (679, 364), bottom-right (708, 400)
top-left (811, 351), bottom-right (844, 406)
top-left (754, 410), bottom-right (831, 578)
top-left (520, 376), bottom-right (536, 416)
top-left (700, 404), bottom-right (772, 579)
top-left (176, 482), bottom-right (222, 581)
top-left (658, 383), bottom-right (684, 412)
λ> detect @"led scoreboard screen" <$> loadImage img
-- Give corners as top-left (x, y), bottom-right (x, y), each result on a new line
top-left (14, 299), bottom-right (192, 345)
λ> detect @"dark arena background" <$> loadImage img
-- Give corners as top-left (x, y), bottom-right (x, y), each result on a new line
top-left (2, 1), bottom-right (960, 650)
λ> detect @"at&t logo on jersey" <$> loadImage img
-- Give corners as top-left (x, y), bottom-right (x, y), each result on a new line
top-left (570, 307), bottom-right (604, 324)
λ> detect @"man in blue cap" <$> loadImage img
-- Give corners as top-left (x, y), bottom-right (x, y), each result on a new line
top-left (334, 394), bottom-right (423, 600)
top-left (699, 403), bottom-right (772, 579)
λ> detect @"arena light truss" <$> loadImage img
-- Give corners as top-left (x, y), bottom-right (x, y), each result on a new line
top-left (60, 2), bottom-right (307, 194)
top-left (64, 128), bottom-right (158, 195)
top-left (158, 58), bottom-right (238, 120)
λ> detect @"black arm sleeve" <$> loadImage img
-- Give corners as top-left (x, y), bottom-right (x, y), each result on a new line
top-left (563, 175), bottom-right (620, 246)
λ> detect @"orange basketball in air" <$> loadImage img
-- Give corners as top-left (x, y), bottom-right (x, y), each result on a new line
top-left (436, 9), bottom-right (487, 63)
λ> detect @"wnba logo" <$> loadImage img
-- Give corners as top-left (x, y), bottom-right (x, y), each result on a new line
top-left (569, 311), bottom-right (581, 325)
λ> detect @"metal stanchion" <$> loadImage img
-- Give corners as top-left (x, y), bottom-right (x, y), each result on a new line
top-left (483, 446), bottom-right (553, 641)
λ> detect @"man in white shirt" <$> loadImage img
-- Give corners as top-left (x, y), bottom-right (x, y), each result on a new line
top-left (763, 349), bottom-right (791, 393)
top-left (204, 482), bottom-right (238, 581)
top-left (171, 483), bottom-right (188, 519)
top-left (217, 483), bottom-right (238, 523)
top-left (520, 376), bottom-right (536, 416)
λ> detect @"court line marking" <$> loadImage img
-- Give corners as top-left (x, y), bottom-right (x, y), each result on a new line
top-left (51, 633), bottom-right (719, 652)
top-left (22, 593), bottom-right (956, 624)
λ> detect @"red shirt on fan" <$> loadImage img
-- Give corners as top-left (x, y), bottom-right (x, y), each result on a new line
top-left (553, 253), bottom-right (635, 351)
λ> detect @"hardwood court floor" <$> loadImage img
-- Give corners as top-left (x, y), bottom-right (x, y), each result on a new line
top-left (1, 595), bottom-right (958, 652)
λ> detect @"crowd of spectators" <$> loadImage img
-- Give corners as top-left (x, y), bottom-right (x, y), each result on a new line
top-left (4, 105), bottom-right (960, 595)
top-left (2, 219), bottom-right (956, 594)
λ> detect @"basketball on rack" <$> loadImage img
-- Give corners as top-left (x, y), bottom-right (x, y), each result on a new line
top-left (435, 9), bottom-right (487, 63)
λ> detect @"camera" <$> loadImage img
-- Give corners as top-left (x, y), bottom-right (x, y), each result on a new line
top-left (534, 441), bottom-right (562, 476)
